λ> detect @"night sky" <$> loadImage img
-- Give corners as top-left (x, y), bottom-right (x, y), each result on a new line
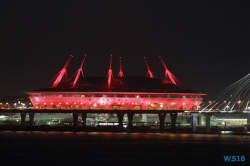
top-left (1, 1), bottom-right (250, 99)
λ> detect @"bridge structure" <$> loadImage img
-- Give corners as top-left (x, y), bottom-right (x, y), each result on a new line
top-left (190, 73), bottom-right (250, 132)
top-left (200, 73), bottom-right (250, 112)
top-left (0, 108), bottom-right (249, 132)
top-left (0, 108), bottom-right (184, 131)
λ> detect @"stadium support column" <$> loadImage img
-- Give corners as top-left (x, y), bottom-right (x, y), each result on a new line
top-left (142, 114), bottom-right (147, 122)
top-left (158, 113), bottom-right (166, 131)
top-left (170, 113), bottom-right (177, 130)
top-left (117, 113), bottom-right (124, 128)
top-left (198, 116), bottom-right (205, 126)
top-left (127, 113), bottom-right (134, 130)
top-left (73, 113), bottom-right (78, 127)
top-left (247, 115), bottom-right (250, 125)
top-left (29, 113), bottom-right (34, 126)
top-left (20, 112), bottom-right (26, 126)
top-left (205, 113), bottom-right (212, 132)
top-left (191, 113), bottom-right (199, 132)
top-left (82, 112), bottom-right (87, 129)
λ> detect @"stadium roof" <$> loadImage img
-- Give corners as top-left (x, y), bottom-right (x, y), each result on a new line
top-left (30, 76), bottom-right (204, 94)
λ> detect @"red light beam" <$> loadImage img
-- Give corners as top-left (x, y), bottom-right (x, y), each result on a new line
top-left (144, 57), bottom-right (154, 78)
top-left (107, 54), bottom-right (113, 88)
top-left (72, 54), bottom-right (86, 88)
top-left (118, 57), bottom-right (124, 77)
top-left (159, 56), bottom-right (178, 85)
top-left (51, 55), bottom-right (73, 88)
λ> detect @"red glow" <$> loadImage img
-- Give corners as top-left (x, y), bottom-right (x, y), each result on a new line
top-left (28, 92), bottom-right (204, 110)
top-left (52, 55), bottom-right (73, 88)
top-left (72, 54), bottom-right (86, 88)
top-left (107, 55), bottom-right (113, 88)
top-left (118, 57), bottom-right (124, 77)
top-left (144, 57), bottom-right (154, 78)
top-left (159, 56), bottom-right (181, 86)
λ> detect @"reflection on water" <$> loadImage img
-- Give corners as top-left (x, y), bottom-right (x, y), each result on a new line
top-left (0, 132), bottom-right (249, 165)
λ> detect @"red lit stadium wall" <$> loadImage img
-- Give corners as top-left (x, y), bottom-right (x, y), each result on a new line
top-left (28, 92), bottom-right (204, 110)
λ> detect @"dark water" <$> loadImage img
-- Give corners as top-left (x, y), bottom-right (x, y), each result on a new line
top-left (0, 131), bottom-right (249, 165)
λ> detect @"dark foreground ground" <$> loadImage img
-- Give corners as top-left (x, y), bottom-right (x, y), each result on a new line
top-left (0, 131), bottom-right (249, 166)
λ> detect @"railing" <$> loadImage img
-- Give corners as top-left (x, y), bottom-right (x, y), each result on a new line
top-left (0, 107), bottom-right (200, 111)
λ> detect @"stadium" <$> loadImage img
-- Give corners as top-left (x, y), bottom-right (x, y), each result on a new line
top-left (27, 55), bottom-right (205, 111)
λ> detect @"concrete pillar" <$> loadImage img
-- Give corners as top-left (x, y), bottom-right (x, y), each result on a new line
top-left (29, 113), bottom-right (34, 126)
top-left (247, 115), bottom-right (250, 125)
top-left (117, 113), bottom-right (124, 128)
top-left (205, 114), bottom-right (211, 132)
top-left (158, 113), bottom-right (166, 131)
top-left (170, 113), bottom-right (178, 130)
top-left (82, 112), bottom-right (87, 129)
top-left (142, 114), bottom-right (147, 122)
top-left (199, 115), bottom-right (205, 126)
top-left (127, 113), bottom-right (134, 130)
top-left (73, 113), bottom-right (78, 127)
top-left (191, 113), bottom-right (199, 132)
top-left (20, 113), bottom-right (26, 126)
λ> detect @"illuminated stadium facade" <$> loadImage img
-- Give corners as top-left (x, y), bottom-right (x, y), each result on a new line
top-left (27, 55), bottom-right (206, 110)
